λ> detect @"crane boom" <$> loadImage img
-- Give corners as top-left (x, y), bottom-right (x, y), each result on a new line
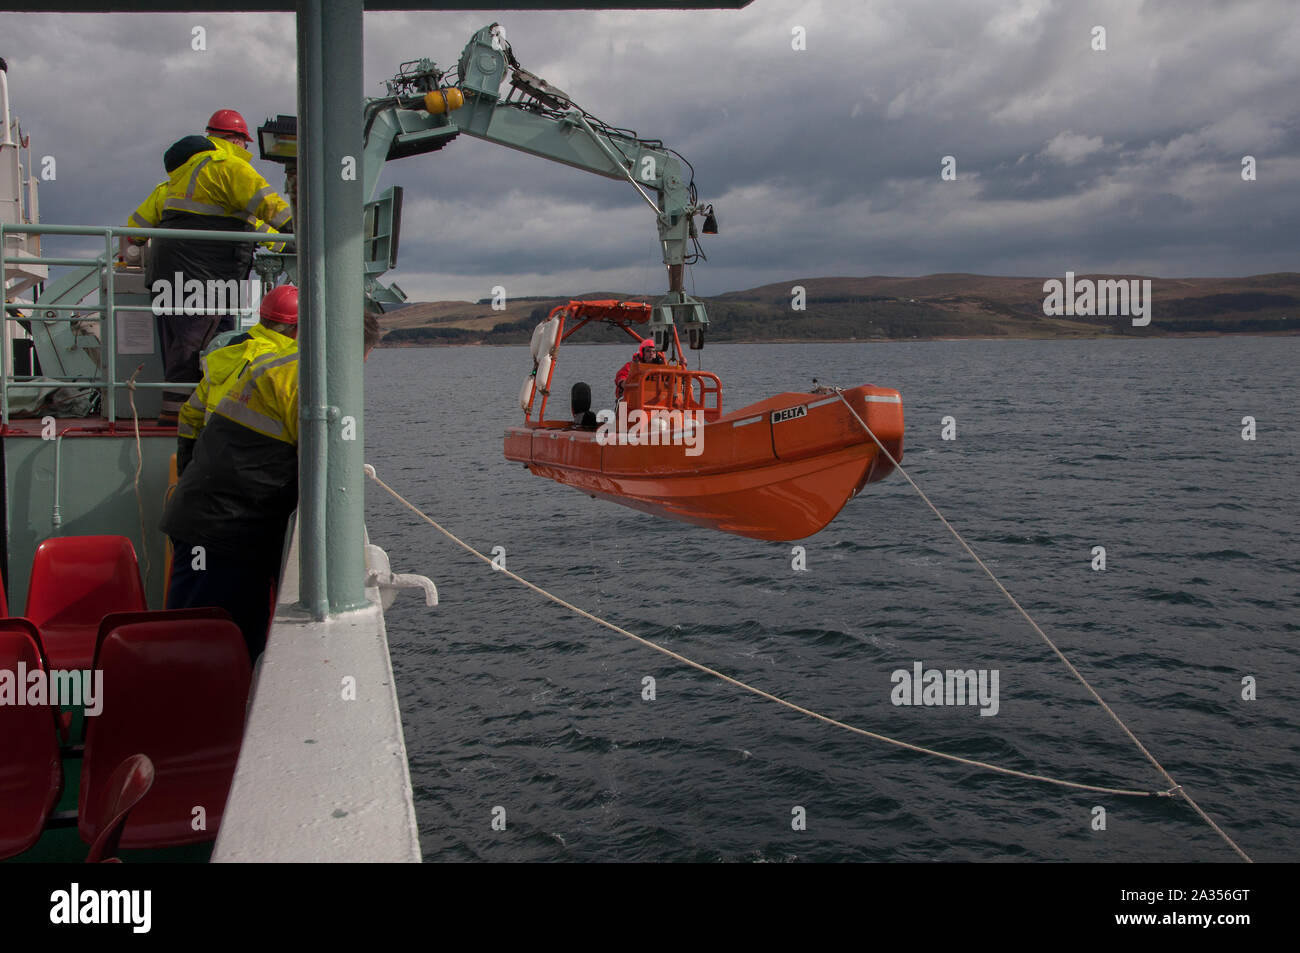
top-left (346, 22), bottom-right (715, 351)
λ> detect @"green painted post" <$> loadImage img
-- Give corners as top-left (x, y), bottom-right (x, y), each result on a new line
top-left (297, 0), bottom-right (367, 618)
top-left (320, 0), bottom-right (368, 614)
top-left (296, 0), bottom-right (329, 619)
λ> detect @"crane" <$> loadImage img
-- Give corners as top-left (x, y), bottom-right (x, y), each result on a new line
top-left (256, 22), bottom-right (719, 356)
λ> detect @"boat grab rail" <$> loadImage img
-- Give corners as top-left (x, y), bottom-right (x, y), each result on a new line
top-left (622, 364), bottom-right (722, 422)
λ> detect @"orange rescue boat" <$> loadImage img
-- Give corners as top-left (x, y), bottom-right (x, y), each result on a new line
top-left (503, 300), bottom-right (904, 541)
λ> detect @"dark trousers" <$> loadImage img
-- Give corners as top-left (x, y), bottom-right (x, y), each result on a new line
top-left (156, 312), bottom-right (236, 384)
top-left (149, 214), bottom-right (251, 421)
top-left (167, 538), bottom-right (278, 659)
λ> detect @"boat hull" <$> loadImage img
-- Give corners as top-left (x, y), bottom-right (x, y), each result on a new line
top-left (504, 384), bottom-right (903, 541)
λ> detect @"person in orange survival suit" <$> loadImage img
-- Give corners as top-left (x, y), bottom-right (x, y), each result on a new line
top-left (614, 338), bottom-right (665, 401)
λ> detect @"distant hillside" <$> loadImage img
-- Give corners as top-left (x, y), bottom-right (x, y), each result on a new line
top-left (377, 274), bottom-right (1300, 346)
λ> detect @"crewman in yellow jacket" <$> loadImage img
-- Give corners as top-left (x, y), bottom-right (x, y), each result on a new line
top-left (128, 151), bottom-right (285, 253)
top-left (130, 109), bottom-right (295, 427)
top-left (175, 283), bottom-right (299, 474)
top-left (162, 308), bottom-right (384, 658)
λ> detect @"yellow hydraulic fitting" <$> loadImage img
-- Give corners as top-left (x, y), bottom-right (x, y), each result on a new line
top-left (423, 88), bottom-right (465, 115)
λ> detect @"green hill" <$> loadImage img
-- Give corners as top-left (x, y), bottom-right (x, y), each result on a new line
top-left (378, 274), bottom-right (1300, 346)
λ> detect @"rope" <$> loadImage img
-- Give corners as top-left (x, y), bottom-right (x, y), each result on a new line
top-left (364, 465), bottom-right (1164, 800)
top-left (126, 365), bottom-right (150, 590)
top-left (832, 388), bottom-right (1252, 862)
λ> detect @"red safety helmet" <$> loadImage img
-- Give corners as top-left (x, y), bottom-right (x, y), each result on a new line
top-left (637, 338), bottom-right (656, 358)
top-left (260, 284), bottom-right (299, 325)
top-left (206, 108), bottom-right (251, 143)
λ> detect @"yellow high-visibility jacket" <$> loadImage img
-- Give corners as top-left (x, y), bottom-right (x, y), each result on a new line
top-left (161, 136), bottom-right (292, 230)
top-left (211, 346), bottom-right (300, 446)
top-left (127, 138), bottom-right (288, 249)
top-left (161, 345), bottom-right (300, 557)
top-left (177, 324), bottom-right (297, 442)
top-left (128, 179), bottom-right (283, 240)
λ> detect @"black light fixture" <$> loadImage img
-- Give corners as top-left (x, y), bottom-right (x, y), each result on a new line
top-left (257, 115), bottom-right (298, 164)
top-left (701, 205), bottom-right (718, 235)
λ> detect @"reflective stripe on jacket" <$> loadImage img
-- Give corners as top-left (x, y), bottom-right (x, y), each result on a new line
top-left (130, 137), bottom-right (288, 250)
top-left (159, 136), bottom-right (292, 230)
top-left (176, 324), bottom-right (297, 440)
top-left (127, 182), bottom-right (167, 230)
top-left (211, 347), bottom-right (300, 446)
top-left (129, 190), bottom-right (285, 251)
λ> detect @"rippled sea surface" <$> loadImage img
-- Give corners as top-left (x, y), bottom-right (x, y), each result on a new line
top-left (364, 337), bottom-right (1299, 862)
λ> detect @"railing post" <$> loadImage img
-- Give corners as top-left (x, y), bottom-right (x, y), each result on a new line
top-left (1, 221), bottom-right (8, 425)
top-left (102, 230), bottom-right (116, 422)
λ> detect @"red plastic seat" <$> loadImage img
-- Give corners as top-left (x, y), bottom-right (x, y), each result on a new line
top-left (26, 535), bottom-right (148, 670)
top-left (80, 617), bottom-right (251, 848)
top-left (81, 608), bottom-right (232, 743)
top-left (85, 754), bottom-right (156, 863)
top-left (0, 626), bottom-right (63, 860)
top-left (91, 607), bottom-right (232, 668)
top-left (0, 618), bottom-right (74, 743)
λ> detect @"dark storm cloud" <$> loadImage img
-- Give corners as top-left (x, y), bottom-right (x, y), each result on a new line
top-left (3, 0), bottom-right (1296, 301)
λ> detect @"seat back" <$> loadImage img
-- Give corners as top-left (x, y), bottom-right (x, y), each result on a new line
top-left (0, 618), bottom-right (72, 743)
top-left (85, 754), bottom-right (156, 863)
top-left (25, 536), bottom-right (149, 671)
top-left (91, 607), bottom-right (233, 670)
top-left (80, 608), bottom-right (233, 744)
top-left (0, 627), bottom-right (63, 860)
top-left (80, 618), bottom-right (251, 849)
top-left (0, 616), bottom-right (54, 676)
top-left (26, 535), bottom-right (148, 631)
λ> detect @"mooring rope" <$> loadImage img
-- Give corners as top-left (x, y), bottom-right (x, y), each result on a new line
top-left (365, 464), bottom-right (1169, 801)
top-left (831, 388), bottom-right (1252, 862)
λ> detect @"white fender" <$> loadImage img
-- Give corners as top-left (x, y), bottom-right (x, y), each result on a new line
top-left (529, 321), bottom-right (547, 361)
top-left (536, 317), bottom-right (560, 357)
top-left (535, 353), bottom-right (553, 394)
top-left (519, 376), bottom-right (535, 410)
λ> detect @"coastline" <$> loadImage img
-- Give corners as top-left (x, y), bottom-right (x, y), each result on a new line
top-left (376, 328), bottom-right (1300, 348)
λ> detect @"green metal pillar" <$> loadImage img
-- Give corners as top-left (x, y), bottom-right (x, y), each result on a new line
top-left (296, 0), bottom-right (367, 618)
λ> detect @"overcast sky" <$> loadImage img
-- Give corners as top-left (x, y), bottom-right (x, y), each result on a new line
top-left (3, 0), bottom-right (1297, 302)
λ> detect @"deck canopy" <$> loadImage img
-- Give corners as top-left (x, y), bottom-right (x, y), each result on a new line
top-left (4, 1), bottom-right (747, 9)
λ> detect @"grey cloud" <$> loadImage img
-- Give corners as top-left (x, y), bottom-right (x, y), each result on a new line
top-left (2, 0), bottom-right (1296, 303)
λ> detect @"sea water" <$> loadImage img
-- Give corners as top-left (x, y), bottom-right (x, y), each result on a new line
top-left (366, 336), bottom-right (1299, 862)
